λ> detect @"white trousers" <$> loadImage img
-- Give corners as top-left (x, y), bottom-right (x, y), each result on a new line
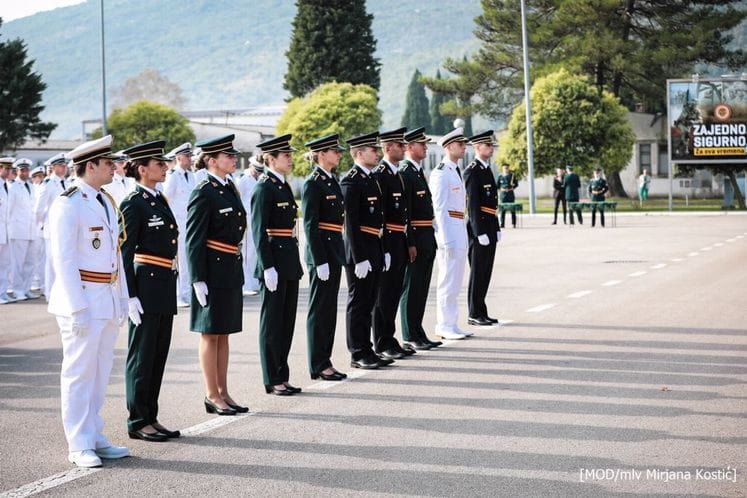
top-left (242, 230), bottom-right (259, 293)
top-left (175, 227), bottom-right (191, 303)
top-left (435, 247), bottom-right (467, 333)
top-left (57, 315), bottom-right (118, 452)
top-left (10, 238), bottom-right (33, 294)
top-left (0, 242), bottom-right (11, 294)
top-left (29, 237), bottom-right (44, 290)
top-left (44, 238), bottom-right (55, 299)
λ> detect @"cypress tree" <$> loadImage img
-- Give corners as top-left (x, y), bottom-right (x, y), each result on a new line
top-left (429, 70), bottom-right (451, 134)
top-left (401, 69), bottom-right (430, 130)
top-left (283, 0), bottom-right (381, 98)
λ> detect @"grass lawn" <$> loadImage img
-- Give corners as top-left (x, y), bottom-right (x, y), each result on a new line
top-left (524, 197), bottom-right (743, 213)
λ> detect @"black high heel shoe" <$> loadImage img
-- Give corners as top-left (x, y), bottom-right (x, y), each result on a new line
top-left (225, 401), bottom-right (249, 413)
top-left (264, 384), bottom-right (294, 396)
top-left (204, 397), bottom-right (236, 415)
top-left (283, 382), bottom-right (302, 394)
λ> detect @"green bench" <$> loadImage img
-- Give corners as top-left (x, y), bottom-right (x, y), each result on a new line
top-left (498, 202), bottom-right (523, 228)
top-left (568, 201), bottom-right (618, 227)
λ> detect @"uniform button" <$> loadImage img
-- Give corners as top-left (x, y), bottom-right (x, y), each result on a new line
top-left (217, 257), bottom-right (221, 261)
top-left (150, 272), bottom-right (154, 277)
top-left (171, 240), bottom-right (176, 244)
top-left (170, 224), bottom-right (174, 229)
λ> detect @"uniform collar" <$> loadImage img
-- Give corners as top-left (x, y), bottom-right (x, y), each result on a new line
top-left (354, 164), bottom-right (372, 176)
top-left (207, 171), bottom-right (227, 186)
top-left (476, 157), bottom-right (490, 169)
top-left (267, 168), bottom-right (285, 184)
top-left (383, 160), bottom-right (398, 174)
top-left (442, 158), bottom-right (459, 170)
top-left (77, 179), bottom-right (100, 197)
top-left (404, 157), bottom-right (422, 171)
top-left (315, 165), bottom-right (333, 179)
top-left (137, 183), bottom-right (159, 197)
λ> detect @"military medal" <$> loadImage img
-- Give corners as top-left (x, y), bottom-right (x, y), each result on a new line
top-left (369, 205), bottom-right (374, 214)
top-left (92, 233), bottom-right (101, 249)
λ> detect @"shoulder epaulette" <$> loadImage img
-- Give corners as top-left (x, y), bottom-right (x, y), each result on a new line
top-left (435, 163), bottom-right (445, 170)
top-left (311, 171), bottom-right (321, 181)
top-left (43, 177), bottom-right (51, 184)
top-left (348, 168), bottom-right (358, 179)
top-left (196, 179), bottom-right (210, 189)
top-left (466, 160), bottom-right (478, 170)
top-left (124, 190), bottom-right (139, 201)
top-left (61, 186), bottom-right (79, 197)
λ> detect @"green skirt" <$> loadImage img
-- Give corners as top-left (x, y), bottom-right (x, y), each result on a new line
top-left (190, 286), bottom-right (243, 334)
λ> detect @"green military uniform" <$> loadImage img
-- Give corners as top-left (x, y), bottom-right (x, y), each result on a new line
top-left (496, 171), bottom-right (518, 227)
top-left (119, 141), bottom-right (178, 434)
top-left (588, 175), bottom-right (609, 227)
top-left (251, 135), bottom-right (304, 387)
top-left (398, 127), bottom-right (438, 349)
top-left (186, 140), bottom-right (246, 333)
top-left (302, 160), bottom-right (345, 376)
top-left (563, 168), bottom-right (583, 224)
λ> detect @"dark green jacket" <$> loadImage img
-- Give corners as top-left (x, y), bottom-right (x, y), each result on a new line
top-left (563, 172), bottom-right (581, 202)
top-left (588, 177), bottom-right (609, 202)
top-left (250, 171), bottom-right (303, 280)
top-left (399, 159), bottom-right (435, 252)
top-left (464, 159), bottom-right (500, 241)
top-left (372, 161), bottom-right (409, 265)
top-left (497, 172), bottom-right (518, 203)
top-left (186, 176), bottom-right (246, 289)
top-left (340, 165), bottom-right (384, 270)
top-left (302, 166), bottom-right (345, 268)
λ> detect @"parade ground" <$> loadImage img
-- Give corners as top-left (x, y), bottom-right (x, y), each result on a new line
top-left (1, 213), bottom-right (745, 497)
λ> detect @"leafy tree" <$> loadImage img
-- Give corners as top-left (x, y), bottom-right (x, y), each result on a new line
top-left (497, 69), bottom-right (634, 181)
top-left (0, 19), bottom-right (56, 151)
top-left (112, 69), bottom-right (186, 110)
top-left (283, 0), bottom-right (380, 98)
top-left (429, 70), bottom-right (452, 135)
top-left (428, 0), bottom-right (747, 196)
top-left (97, 100), bottom-right (195, 151)
top-left (401, 69), bottom-right (430, 130)
top-left (276, 82), bottom-right (381, 177)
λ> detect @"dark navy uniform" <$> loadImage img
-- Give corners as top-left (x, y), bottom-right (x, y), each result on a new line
top-left (463, 157), bottom-right (500, 322)
top-left (341, 163), bottom-right (384, 363)
top-left (588, 175), bottom-right (609, 227)
top-left (302, 165), bottom-right (345, 376)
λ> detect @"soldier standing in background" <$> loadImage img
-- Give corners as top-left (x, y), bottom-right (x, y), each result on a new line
top-left (496, 163), bottom-right (518, 229)
top-left (552, 167), bottom-right (567, 225)
top-left (34, 153), bottom-right (69, 298)
top-left (8, 159), bottom-right (37, 300)
top-left (563, 165), bottom-right (582, 225)
top-left (237, 156), bottom-right (262, 296)
top-left (104, 152), bottom-right (136, 206)
top-left (588, 168), bottom-right (609, 228)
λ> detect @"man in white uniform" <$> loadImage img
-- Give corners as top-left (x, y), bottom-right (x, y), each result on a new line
top-left (161, 142), bottom-right (194, 306)
top-left (103, 151), bottom-right (135, 206)
top-left (8, 158), bottom-right (37, 300)
top-left (29, 166), bottom-right (47, 293)
top-left (429, 128), bottom-right (471, 340)
top-left (47, 135), bottom-right (130, 468)
top-left (237, 156), bottom-right (262, 295)
top-left (0, 158), bottom-right (14, 303)
top-left (34, 153), bottom-right (69, 298)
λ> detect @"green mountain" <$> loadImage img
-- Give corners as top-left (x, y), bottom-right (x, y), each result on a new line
top-left (3, 0), bottom-right (482, 139)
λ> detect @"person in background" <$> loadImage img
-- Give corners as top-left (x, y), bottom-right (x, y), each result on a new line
top-left (563, 164), bottom-right (582, 225)
top-left (29, 166), bottom-right (46, 294)
top-left (496, 163), bottom-right (518, 228)
top-left (104, 152), bottom-right (136, 206)
top-left (7, 159), bottom-right (37, 300)
top-left (552, 167), bottom-right (567, 225)
top-left (588, 167), bottom-right (609, 228)
top-left (638, 168), bottom-right (651, 205)
top-left (0, 158), bottom-right (14, 304)
top-left (237, 156), bottom-right (262, 296)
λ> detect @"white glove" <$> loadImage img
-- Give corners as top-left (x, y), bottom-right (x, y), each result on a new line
top-left (264, 267), bottom-right (278, 292)
top-left (496, 231), bottom-right (502, 243)
top-left (354, 260), bottom-right (371, 279)
top-left (316, 263), bottom-right (330, 281)
top-left (128, 297), bottom-right (144, 326)
top-left (478, 234), bottom-right (489, 246)
top-left (193, 281), bottom-right (209, 307)
top-left (384, 253), bottom-right (391, 272)
top-left (71, 309), bottom-right (90, 337)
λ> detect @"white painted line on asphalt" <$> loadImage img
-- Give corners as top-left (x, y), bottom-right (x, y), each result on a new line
top-left (567, 290), bottom-right (592, 298)
top-left (499, 319), bottom-right (514, 325)
top-left (688, 252), bottom-right (700, 256)
top-left (671, 258), bottom-right (684, 262)
top-left (0, 467), bottom-right (101, 498)
top-left (181, 411), bottom-right (253, 437)
top-left (628, 271), bottom-right (647, 277)
top-left (526, 303), bottom-right (557, 313)
top-left (700, 246), bottom-right (712, 251)
top-left (650, 263), bottom-right (667, 269)
top-left (307, 369), bottom-right (370, 390)
top-left (737, 235), bottom-right (744, 239)
top-left (726, 239), bottom-right (735, 243)
top-left (714, 243), bottom-right (724, 247)
top-left (601, 280), bottom-right (622, 286)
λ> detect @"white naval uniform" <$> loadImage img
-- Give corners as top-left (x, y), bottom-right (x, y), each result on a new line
top-left (33, 174), bottom-right (68, 298)
top-left (237, 172), bottom-right (260, 293)
top-left (162, 165), bottom-right (195, 303)
top-left (0, 181), bottom-right (11, 297)
top-left (8, 179), bottom-right (36, 296)
top-left (29, 182), bottom-right (45, 291)
top-left (193, 168), bottom-right (208, 185)
top-left (47, 180), bottom-right (128, 453)
top-left (103, 172), bottom-right (135, 206)
top-left (429, 159), bottom-right (468, 334)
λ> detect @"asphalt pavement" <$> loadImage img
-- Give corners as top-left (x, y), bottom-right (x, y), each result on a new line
top-left (0, 213), bottom-right (745, 497)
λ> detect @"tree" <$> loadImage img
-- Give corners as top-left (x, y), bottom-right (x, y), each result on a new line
top-left (283, 0), bottom-right (380, 98)
top-left (0, 19), bottom-right (56, 151)
top-left (497, 69), bottom-right (634, 182)
top-left (429, 70), bottom-right (452, 135)
top-left (401, 69), bottom-right (431, 130)
top-left (428, 0), bottom-right (747, 196)
top-left (99, 100), bottom-right (195, 152)
top-left (276, 82), bottom-right (381, 177)
top-left (111, 69), bottom-right (186, 110)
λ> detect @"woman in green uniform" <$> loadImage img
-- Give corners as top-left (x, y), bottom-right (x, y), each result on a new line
top-left (120, 141), bottom-right (180, 441)
top-left (186, 134), bottom-right (248, 415)
top-left (251, 135), bottom-right (304, 395)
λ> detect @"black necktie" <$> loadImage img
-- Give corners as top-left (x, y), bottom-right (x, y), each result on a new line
top-left (24, 182), bottom-right (31, 195)
top-left (96, 193), bottom-right (110, 223)
top-left (61, 179), bottom-right (66, 190)
top-left (184, 171), bottom-right (189, 182)
top-left (3, 182), bottom-right (7, 193)
top-left (455, 167), bottom-right (462, 179)
top-left (226, 180), bottom-right (238, 197)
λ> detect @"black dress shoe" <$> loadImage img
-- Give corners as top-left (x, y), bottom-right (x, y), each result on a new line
top-left (204, 397), bottom-right (237, 415)
top-left (283, 383), bottom-right (302, 394)
top-left (468, 316), bottom-right (493, 326)
top-left (350, 356), bottom-right (380, 369)
top-left (225, 402), bottom-right (249, 413)
top-left (398, 344), bottom-right (416, 356)
top-left (404, 340), bottom-right (432, 350)
top-left (377, 348), bottom-right (405, 360)
top-left (424, 337), bottom-right (443, 348)
top-left (485, 316), bottom-right (499, 324)
top-left (152, 423), bottom-right (181, 438)
top-left (376, 357), bottom-right (395, 367)
top-left (311, 371), bottom-right (346, 381)
top-left (128, 429), bottom-right (168, 442)
top-left (264, 385), bottom-right (294, 395)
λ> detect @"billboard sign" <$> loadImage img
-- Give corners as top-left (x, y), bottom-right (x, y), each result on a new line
top-left (667, 78), bottom-right (747, 164)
